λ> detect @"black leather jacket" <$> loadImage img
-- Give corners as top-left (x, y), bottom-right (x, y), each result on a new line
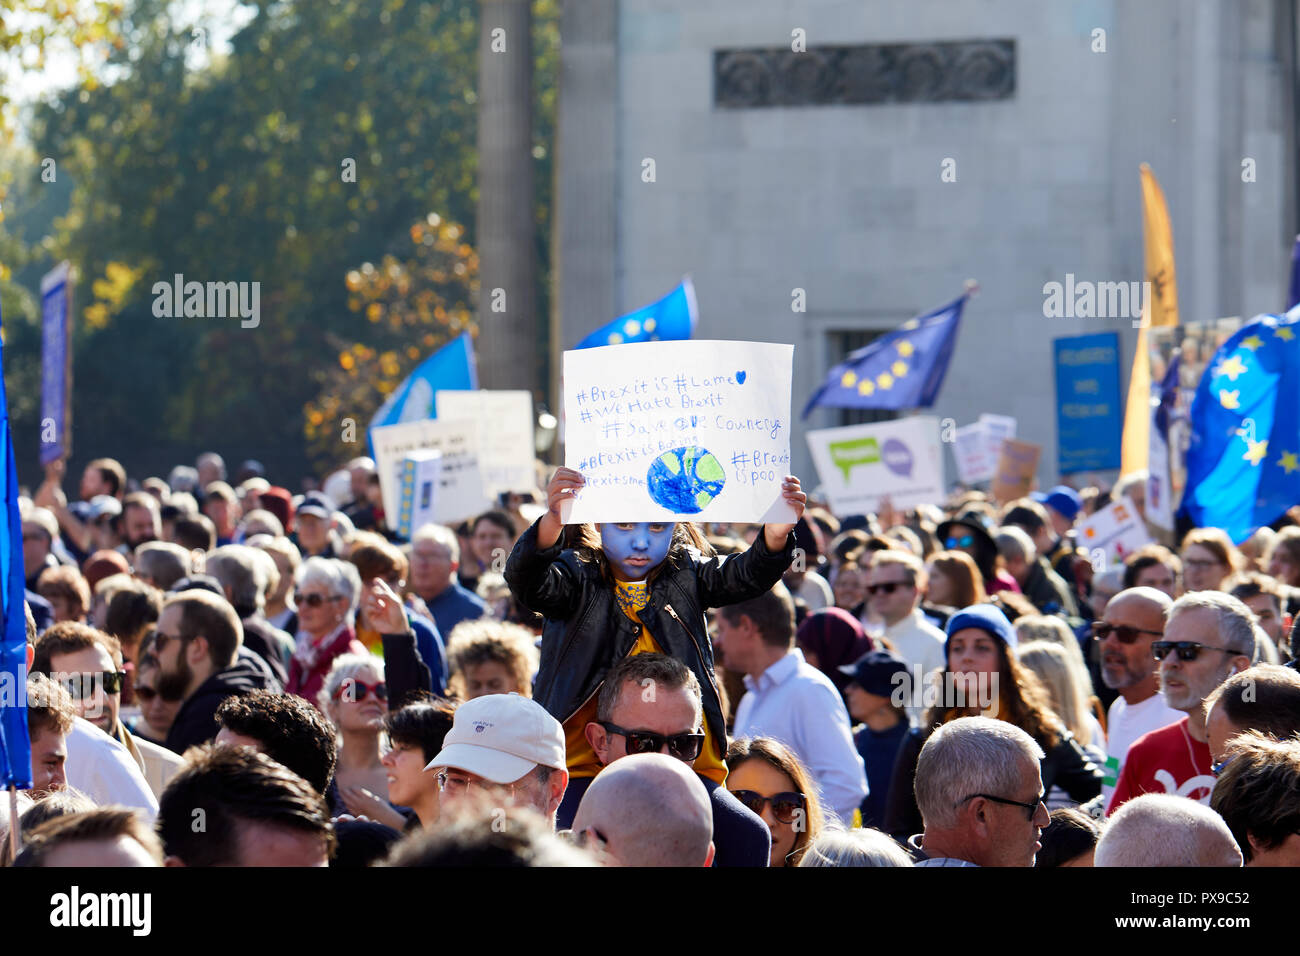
top-left (504, 518), bottom-right (796, 751)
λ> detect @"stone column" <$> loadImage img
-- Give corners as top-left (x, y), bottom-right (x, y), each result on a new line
top-left (476, 0), bottom-right (539, 396)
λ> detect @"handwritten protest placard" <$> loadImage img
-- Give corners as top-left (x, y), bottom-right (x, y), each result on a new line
top-left (562, 340), bottom-right (795, 523)
top-left (372, 418), bottom-right (491, 528)
top-left (990, 437), bottom-right (1042, 505)
top-left (952, 423), bottom-right (995, 484)
top-left (806, 417), bottom-right (943, 515)
top-left (436, 390), bottom-right (535, 497)
top-left (1077, 496), bottom-right (1151, 564)
top-left (980, 413), bottom-right (1017, 464)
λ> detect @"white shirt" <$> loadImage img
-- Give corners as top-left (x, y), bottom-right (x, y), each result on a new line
top-left (65, 717), bottom-right (160, 820)
top-left (733, 648), bottom-right (868, 823)
top-left (884, 609), bottom-right (947, 722)
top-left (1101, 692), bottom-right (1182, 808)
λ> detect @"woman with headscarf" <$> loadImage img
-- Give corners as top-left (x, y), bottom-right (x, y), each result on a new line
top-left (795, 607), bottom-right (874, 698)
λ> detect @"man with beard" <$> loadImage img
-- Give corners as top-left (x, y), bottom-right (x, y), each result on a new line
top-left (119, 492), bottom-right (162, 554)
top-left (31, 622), bottom-right (183, 798)
top-left (1093, 587), bottom-right (1181, 809)
top-left (1109, 591), bottom-right (1256, 813)
top-left (157, 588), bottom-right (277, 755)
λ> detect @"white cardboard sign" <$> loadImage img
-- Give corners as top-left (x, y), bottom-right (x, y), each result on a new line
top-left (436, 389), bottom-right (536, 497)
top-left (561, 340), bottom-right (796, 523)
top-left (806, 417), bottom-right (945, 516)
top-left (372, 418), bottom-right (491, 527)
top-left (1076, 495), bottom-right (1152, 564)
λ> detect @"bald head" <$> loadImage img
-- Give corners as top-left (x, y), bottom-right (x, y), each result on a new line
top-left (571, 753), bottom-right (714, 867)
top-left (1106, 587), bottom-right (1172, 626)
top-left (1096, 795), bottom-right (1242, 867)
top-left (1100, 587), bottom-right (1173, 695)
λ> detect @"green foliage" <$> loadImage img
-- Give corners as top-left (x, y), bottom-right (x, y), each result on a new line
top-left (8, 0), bottom-right (557, 485)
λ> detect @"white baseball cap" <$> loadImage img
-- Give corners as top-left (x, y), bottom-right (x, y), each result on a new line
top-left (425, 693), bottom-right (566, 783)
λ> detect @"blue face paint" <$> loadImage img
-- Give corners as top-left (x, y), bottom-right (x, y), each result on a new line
top-left (598, 522), bottom-right (675, 582)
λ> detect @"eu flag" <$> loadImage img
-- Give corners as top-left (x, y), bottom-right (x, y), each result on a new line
top-left (574, 278), bottom-right (697, 349)
top-left (0, 297), bottom-right (31, 789)
top-left (368, 331), bottom-right (478, 429)
top-left (1181, 308), bottom-right (1300, 543)
top-left (801, 290), bottom-right (969, 419)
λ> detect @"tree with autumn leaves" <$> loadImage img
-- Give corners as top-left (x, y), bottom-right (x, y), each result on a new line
top-left (304, 213), bottom-right (478, 466)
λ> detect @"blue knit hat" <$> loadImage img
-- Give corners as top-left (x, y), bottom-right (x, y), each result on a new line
top-left (944, 603), bottom-right (1018, 655)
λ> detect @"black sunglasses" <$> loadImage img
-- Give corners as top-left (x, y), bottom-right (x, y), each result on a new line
top-left (59, 671), bottom-right (126, 699)
top-left (866, 581), bottom-right (912, 596)
top-left (295, 592), bottom-right (342, 608)
top-left (730, 790), bottom-right (807, 824)
top-left (598, 722), bottom-right (704, 762)
top-left (1152, 641), bottom-right (1240, 662)
top-left (957, 791), bottom-right (1045, 822)
top-left (1092, 621), bottom-right (1163, 645)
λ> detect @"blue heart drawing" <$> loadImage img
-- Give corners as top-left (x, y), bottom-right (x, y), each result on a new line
top-left (735, 371), bottom-right (747, 384)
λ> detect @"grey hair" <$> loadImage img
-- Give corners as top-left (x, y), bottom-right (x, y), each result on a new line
top-left (205, 545), bottom-right (269, 613)
top-left (318, 653), bottom-right (385, 717)
top-left (995, 525), bottom-right (1036, 564)
top-left (412, 523), bottom-right (460, 565)
top-left (1166, 591), bottom-right (1257, 658)
top-left (239, 509), bottom-right (284, 539)
top-left (797, 827), bottom-right (914, 868)
top-left (295, 556), bottom-right (362, 617)
top-left (134, 541), bottom-right (192, 591)
top-left (1096, 794), bottom-right (1242, 867)
top-left (914, 716), bottom-right (1045, 830)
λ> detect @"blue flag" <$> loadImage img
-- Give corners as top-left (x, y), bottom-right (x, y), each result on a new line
top-left (1181, 308), bottom-right (1300, 543)
top-left (1289, 235), bottom-right (1300, 311)
top-left (368, 332), bottom-right (478, 430)
top-left (801, 291), bottom-right (969, 419)
top-left (0, 297), bottom-right (31, 789)
top-left (574, 278), bottom-right (697, 349)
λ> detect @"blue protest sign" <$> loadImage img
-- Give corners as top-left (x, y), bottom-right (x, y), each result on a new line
top-left (1054, 332), bottom-right (1122, 474)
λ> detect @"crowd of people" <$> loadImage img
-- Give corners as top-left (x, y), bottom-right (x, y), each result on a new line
top-left (4, 451), bottom-right (1299, 868)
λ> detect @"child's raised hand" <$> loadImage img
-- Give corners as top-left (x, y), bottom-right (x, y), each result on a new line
top-left (764, 476), bottom-right (806, 552)
top-left (539, 466), bottom-right (585, 548)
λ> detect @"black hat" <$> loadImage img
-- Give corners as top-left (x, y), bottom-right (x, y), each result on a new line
top-left (168, 574), bottom-right (225, 597)
top-left (935, 514), bottom-right (999, 580)
top-left (838, 649), bottom-right (910, 698)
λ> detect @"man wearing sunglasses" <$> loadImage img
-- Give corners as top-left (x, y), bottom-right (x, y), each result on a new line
top-left (555, 653), bottom-right (770, 866)
top-left (31, 621), bottom-right (183, 800)
top-left (864, 552), bottom-right (944, 721)
top-left (912, 716), bottom-right (1050, 867)
top-left (1093, 587), bottom-right (1180, 809)
top-left (1109, 591), bottom-right (1255, 815)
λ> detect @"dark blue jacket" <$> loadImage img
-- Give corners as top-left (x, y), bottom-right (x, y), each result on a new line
top-left (556, 772), bottom-right (770, 867)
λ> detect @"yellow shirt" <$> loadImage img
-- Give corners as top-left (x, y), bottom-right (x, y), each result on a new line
top-left (564, 579), bottom-right (727, 784)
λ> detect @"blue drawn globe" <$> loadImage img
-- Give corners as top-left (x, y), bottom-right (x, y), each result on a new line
top-left (646, 446), bottom-right (726, 514)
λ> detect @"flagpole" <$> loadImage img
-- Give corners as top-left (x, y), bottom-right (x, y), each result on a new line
top-left (6, 785), bottom-right (17, 864)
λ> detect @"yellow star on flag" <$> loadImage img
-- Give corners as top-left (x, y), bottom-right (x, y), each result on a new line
top-left (1219, 390), bottom-right (1240, 410)
top-left (1280, 451), bottom-right (1300, 475)
top-left (1242, 335), bottom-right (1264, 351)
top-left (1214, 355), bottom-right (1248, 381)
top-left (1276, 327), bottom-right (1295, 341)
top-left (1244, 439), bottom-right (1269, 467)
top-left (857, 380), bottom-right (875, 396)
top-left (877, 372), bottom-right (894, 390)
top-left (624, 320), bottom-right (642, 337)
top-left (897, 340), bottom-right (915, 358)
top-left (891, 360), bottom-right (908, 377)
top-left (841, 371), bottom-right (857, 388)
